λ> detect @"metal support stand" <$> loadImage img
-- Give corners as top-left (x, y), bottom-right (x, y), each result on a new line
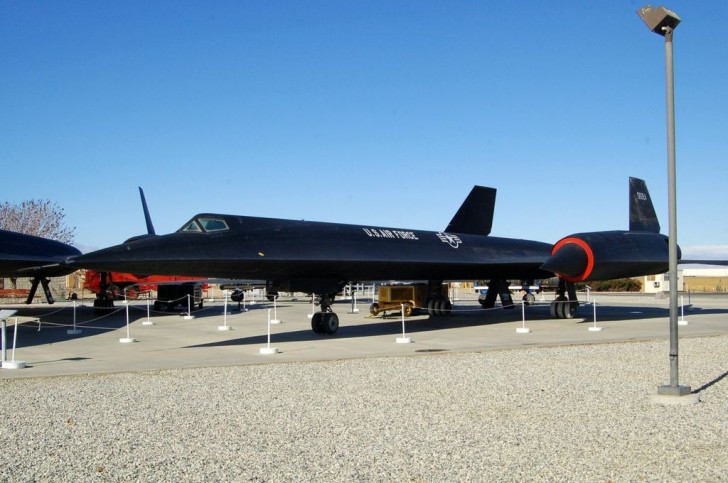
top-left (516, 302), bottom-right (531, 333)
top-left (218, 291), bottom-right (232, 331)
top-left (349, 291), bottom-right (360, 314)
top-left (588, 301), bottom-right (603, 332)
top-left (678, 295), bottom-right (688, 326)
top-left (119, 302), bottom-right (137, 343)
top-left (270, 296), bottom-right (281, 324)
top-left (2, 314), bottom-right (26, 369)
top-left (307, 294), bottom-right (315, 319)
top-left (143, 298), bottom-right (154, 325)
top-left (67, 300), bottom-right (82, 335)
top-left (259, 309), bottom-right (279, 354)
top-left (396, 304), bottom-right (412, 343)
top-left (183, 294), bottom-right (195, 320)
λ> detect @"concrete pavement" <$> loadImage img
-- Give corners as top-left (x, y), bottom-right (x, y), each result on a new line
top-left (1, 292), bottom-right (726, 379)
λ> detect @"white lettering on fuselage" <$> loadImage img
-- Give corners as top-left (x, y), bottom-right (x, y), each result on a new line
top-left (362, 228), bottom-right (419, 240)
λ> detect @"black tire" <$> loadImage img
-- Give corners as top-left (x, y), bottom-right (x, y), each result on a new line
top-left (523, 293), bottom-right (536, 305)
top-left (438, 299), bottom-right (452, 316)
top-left (552, 300), bottom-right (578, 319)
top-left (311, 312), bottom-right (325, 334)
top-left (562, 301), bottom-right (577, 319)
top-left (427, 299), bottom-right (437, 316)
top-left (369, 303), bottom-right (380, 316)
top-left (322, 313), bottom-right (339, 335)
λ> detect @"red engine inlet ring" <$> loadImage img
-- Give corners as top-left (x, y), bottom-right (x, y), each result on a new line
top-left (550, 237), bottom-right (595, 282)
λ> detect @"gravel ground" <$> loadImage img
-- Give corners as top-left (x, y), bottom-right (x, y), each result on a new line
top-left (1, 335), bottom-right (726, 482)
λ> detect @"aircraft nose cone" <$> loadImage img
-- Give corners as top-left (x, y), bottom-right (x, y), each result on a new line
top-left (541, 242), bottom-right (589, 278)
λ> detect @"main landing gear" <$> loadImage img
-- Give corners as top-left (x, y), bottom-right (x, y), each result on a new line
top-left (426, 280), bottom-right (452, 316)
top-left (26, 277), bottom-right (54, 304)
top-left (478, 279), bottom-right (515, 310)
top-left (311, 293), bottom-right (339, 335)
top-left (550, 279), bottom-right (579, 319)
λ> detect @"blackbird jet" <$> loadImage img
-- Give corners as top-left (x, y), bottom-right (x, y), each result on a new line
top-left (70, 178), bottom-right (686, 335)
top-left (0, 229), bottom-right (81, 303)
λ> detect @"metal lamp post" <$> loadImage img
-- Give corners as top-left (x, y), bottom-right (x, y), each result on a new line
top-left (637, 5), bottom-right (691, 397)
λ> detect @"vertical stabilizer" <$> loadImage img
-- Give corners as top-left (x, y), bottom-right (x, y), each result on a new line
top-left (445, 186), bottom-right (496, 236)
top-left (629, 177), bottom-right (660, 233)
top-left (139, 187), bottom-right (156, 235)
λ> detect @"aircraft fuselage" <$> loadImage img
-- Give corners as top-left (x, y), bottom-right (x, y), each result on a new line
top-left (73, 214), bottom-right (553, 293)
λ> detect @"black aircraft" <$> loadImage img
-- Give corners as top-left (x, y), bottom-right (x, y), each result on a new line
top-left (70, 177), bottom-right (684, 335)
top-left (0, 228), bottom-right (81, 304)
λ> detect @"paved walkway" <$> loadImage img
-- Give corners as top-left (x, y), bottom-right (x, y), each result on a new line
top-left (2, 293), bottom-right (726, 378)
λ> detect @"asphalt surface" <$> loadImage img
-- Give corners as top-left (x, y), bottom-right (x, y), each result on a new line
top-left (2, 292), bottom-right (726, 379)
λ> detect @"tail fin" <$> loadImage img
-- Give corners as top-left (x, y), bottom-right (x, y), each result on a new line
top-left (629, 177), bottom-right (660, 233)
top-left (446, 186), bottom-right (496, 236)
top-left (139, 187), bottom-right (156, 235)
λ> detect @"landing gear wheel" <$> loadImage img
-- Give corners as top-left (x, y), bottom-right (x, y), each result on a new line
top-left (322, 313), bottom-right (339, 334)
top-left (561, 301), bottom-right (577, 319)
top-left (437, 299), bottom-right (452, 316)
top-left (550, 300), bottom-right (578, 319)
top-left (427, 299), bottom-right (437, 316)
top-left (523, 293), bottom-right (536, 305)
top-left (549, 301), bottom-right (558, 318)
top-left (311, 312), bottom-right (325, 334)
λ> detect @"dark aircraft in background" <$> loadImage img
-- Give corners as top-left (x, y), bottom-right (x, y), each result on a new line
top-left (71, 178), bottom-right (684, 335)
top-left (0, 229), bottom-right (81, 304)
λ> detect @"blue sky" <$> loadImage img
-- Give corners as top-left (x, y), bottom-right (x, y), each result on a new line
top-left (1, 1), bottom-right (726, 258)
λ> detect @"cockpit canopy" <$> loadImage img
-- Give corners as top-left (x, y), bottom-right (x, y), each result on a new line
top-left (178, 216), bottom-right (230, 233)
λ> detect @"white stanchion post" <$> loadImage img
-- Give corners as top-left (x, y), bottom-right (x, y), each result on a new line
top-left (349, 290), bottom-right (360, 314)
top-left (1, 319), bottom-right (5, 363)
top-left (516, 301), bottom-right (531, 333)
top-left (0, 310), bottom-right (18, 365)
top-left (271, 296), bottom-right (281, 324)
top-left (678, 295), bottom-right (688, 325)
top-left (67, 300), bottom-right (82, 335)
top-left (207, 285), bottom-right (215, 302)
top-left (2, 318), bottom-right (26, 369)
top-left (143, 298), bottom-right (154, 325)
top-left (218, 290), bottom-right (232, 331)
top-left (184, 294), bottom-right (195, 320)
top-left (259, 309), bottom-right (279, 354)
top-left (396, 303), bottom-right (412, 343)
top-left (308, 294), bottom-right (315, 319)
top-left (589, 301), bottom-right (603, 332)
top-left (120, 302), bottom-right (137, 343)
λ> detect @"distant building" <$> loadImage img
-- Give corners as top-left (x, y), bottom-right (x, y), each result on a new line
top-left (637, 267), bottom-right (728, 293)
top-left (639, 271), bottom-right (683, 294)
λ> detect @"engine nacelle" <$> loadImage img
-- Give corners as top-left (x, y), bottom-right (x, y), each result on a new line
top-left (541, 231), bottom-right (675, 282)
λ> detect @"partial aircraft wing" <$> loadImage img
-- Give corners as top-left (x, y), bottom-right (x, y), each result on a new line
top-left (0, 228), bottom-right (81, 303)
